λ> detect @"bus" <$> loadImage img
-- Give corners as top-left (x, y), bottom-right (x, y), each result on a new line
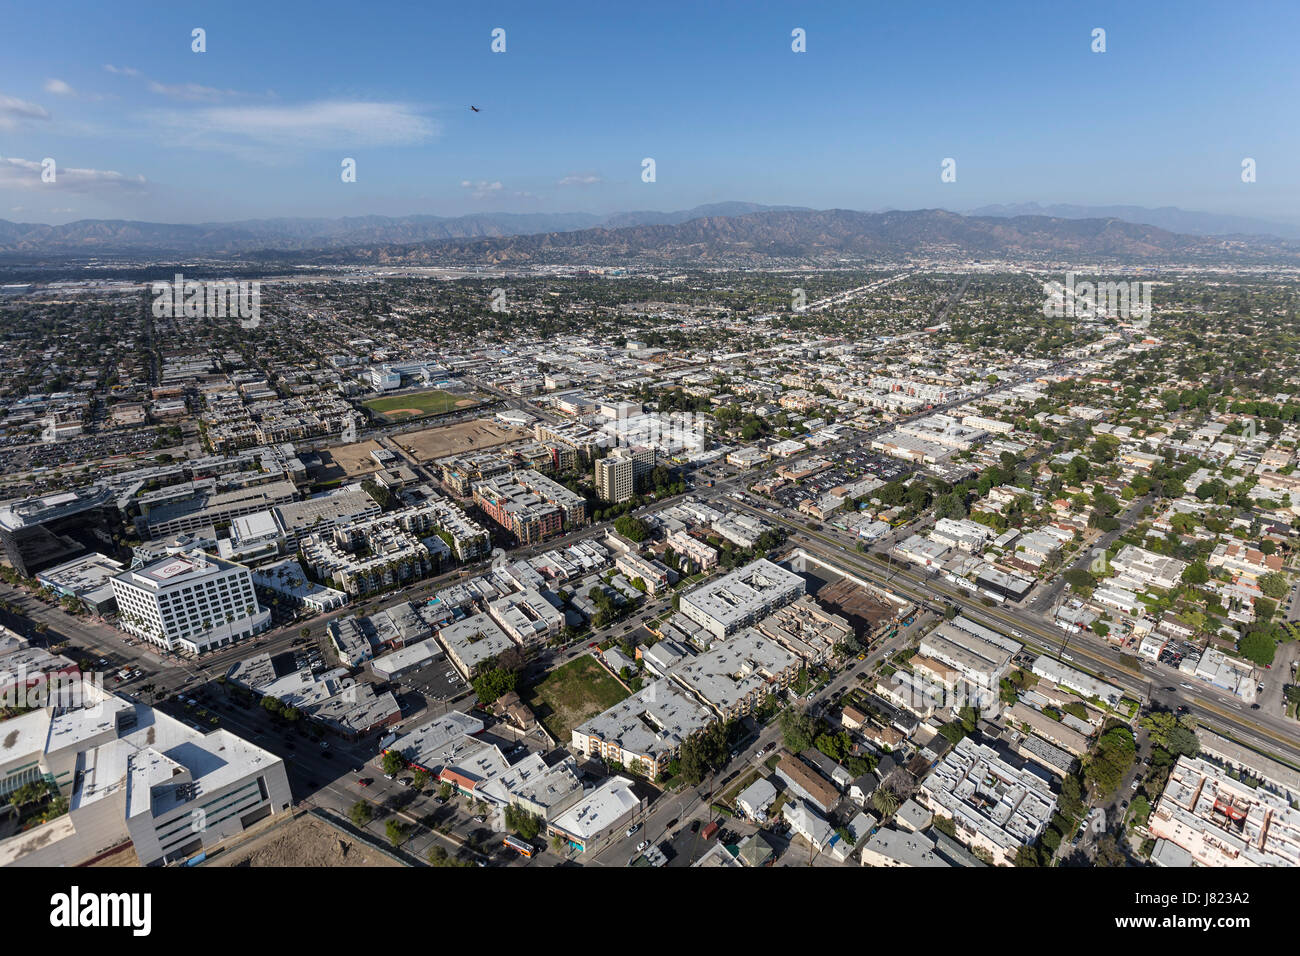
top-left (502, 835), bottom-right (534, 858)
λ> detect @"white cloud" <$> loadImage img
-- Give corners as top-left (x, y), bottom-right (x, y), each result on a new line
top-left (103, 64), bottom-right (140, 76)
top-left (145, 100), bottom-right (436, 158)
top-left (460, 179), bottom-right (504, 199)
top-left (147, 80), bottom-right (243, 102)
top-left (0, 94), bottom-right (51, 129)
top-left (44, 79), bottom-right (76, 96)
top-left (558, 172), bottom-right (602, 186)
top-left (0, 156), bottom-right (147, 193)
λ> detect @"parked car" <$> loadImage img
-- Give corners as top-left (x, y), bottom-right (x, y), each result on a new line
top-left (626, 823), bottom-right (641, 838)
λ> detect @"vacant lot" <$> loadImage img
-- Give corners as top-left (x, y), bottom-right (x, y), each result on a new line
top-left (210, 813), bottom-right (403, 868)
top-left (364, 388), bottom-right (484, 423)
top-left (397, 418), bottom-right (528, 462)
top-left (315, 439), bottom-right (385, 481)
top-left (525, 654), bottom-right (630, 743)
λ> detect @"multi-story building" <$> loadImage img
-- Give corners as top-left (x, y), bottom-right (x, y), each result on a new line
top-left (595, 452), bottom-right (634, 504)
top-left (917, 736), bottom-right (1057, 867)
top-left (473, 469), bottom-right (586, 544)
top-left (111, 550), bottom-right (270, 654)
top-left (1148, 755), bottom-right (1300, 867)
top-left (487, 588), bottom-right (565, 645)
top-left (666, 529), bottom-right (719, 570)
top-left (0, 682), bottom-right (291, 867)
top-left (571, 679), bottom-right (713, 778)
top-left (678, 558), bottom-right (805, 643)
top-left (667, 628), bottom-right (800, 719)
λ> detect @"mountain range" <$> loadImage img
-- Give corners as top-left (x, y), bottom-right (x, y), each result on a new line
top-left (0, 203), bottom-right (1295, 268)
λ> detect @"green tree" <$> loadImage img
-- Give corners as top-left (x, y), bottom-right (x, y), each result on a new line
top-left (385, 818), bottom-right (408, 846)
top-left (779, 708), bottom-right (816, 753)
top-left (1258, 572), bottom-right (1289, 600)
top-left (1238, 625), bottom-right (1278, 666)
top-left (472, 666), bottom-right (518, 705)
top-left (381, 751), bottom-right (406, 776)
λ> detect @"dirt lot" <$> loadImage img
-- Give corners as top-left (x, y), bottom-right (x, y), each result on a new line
top-left (83, 842), bottom-right (141, 867)
top-left (396, 419), bottom-right (528, 462)
top-left (314, 439), bottom-right (386, 481)
top-left (210, 812), bottom-right (403, 868)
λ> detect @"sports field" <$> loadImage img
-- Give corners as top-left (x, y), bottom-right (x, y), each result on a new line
top-left (362, 388), bottom-right (483, 422)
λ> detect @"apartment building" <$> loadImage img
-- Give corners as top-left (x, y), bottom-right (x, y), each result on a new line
top-left (678, 558), bottom-right (805, 642)
top-left (666, 529), bottom-right (719, 570)
top-left (473, 469), bottom-right (587, 544)
top-left (918, 736), bottom-right (1056, 867)
top-left (571, 679), bottom-right (713, 778)
top-left (667, 628), bottom-right (800, 720)
top-left (1148, 755), bottom-right (1300, 867)
top-left (595, 452), bottom-right (634, 504)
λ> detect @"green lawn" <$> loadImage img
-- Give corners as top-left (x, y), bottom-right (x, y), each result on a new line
top-left (362, 389), bottom-right (481, 421)
top-left (524, 655), bottom-right (631, 743)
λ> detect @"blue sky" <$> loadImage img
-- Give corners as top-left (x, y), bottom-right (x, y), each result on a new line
top-left (1, 0), bottom-right (1297, 225)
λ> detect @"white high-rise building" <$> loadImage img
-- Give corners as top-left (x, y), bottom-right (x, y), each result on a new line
top-left (595, 452), bottom-right (635, 504)
top-left (111, 549), bottom-right (270, 654)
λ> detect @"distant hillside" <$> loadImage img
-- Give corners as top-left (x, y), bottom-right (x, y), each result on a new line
top-left (2, 205), bottom-right (1294, 268)
top-left (0, 203), bottom-right (799, 258)
top-left (968, 202), bottom-right (1300, 241)
top-left (279, 208), bottom-right (1299, 268)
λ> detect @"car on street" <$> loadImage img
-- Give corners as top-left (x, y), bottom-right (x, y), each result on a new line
top-left (626, 823), bottom-right (641, 837)
top-left (636, 840), bottom-right (649, 852)
top-left (358, 778), bottom-right (372, 787)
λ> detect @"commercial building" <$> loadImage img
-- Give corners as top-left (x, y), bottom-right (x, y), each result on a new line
top-left (0, 486), bottom-right (119, 577)
top-left (35, 552), bottom-right (125, 615)
top-left (137, 480), bottom-right (298, 540)
top-left (547, 776), bottom-right (645, 853)
top-left (111, 550), bottom-right (270, 654)
top-left (0, 683), bottom-right (291, 867)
